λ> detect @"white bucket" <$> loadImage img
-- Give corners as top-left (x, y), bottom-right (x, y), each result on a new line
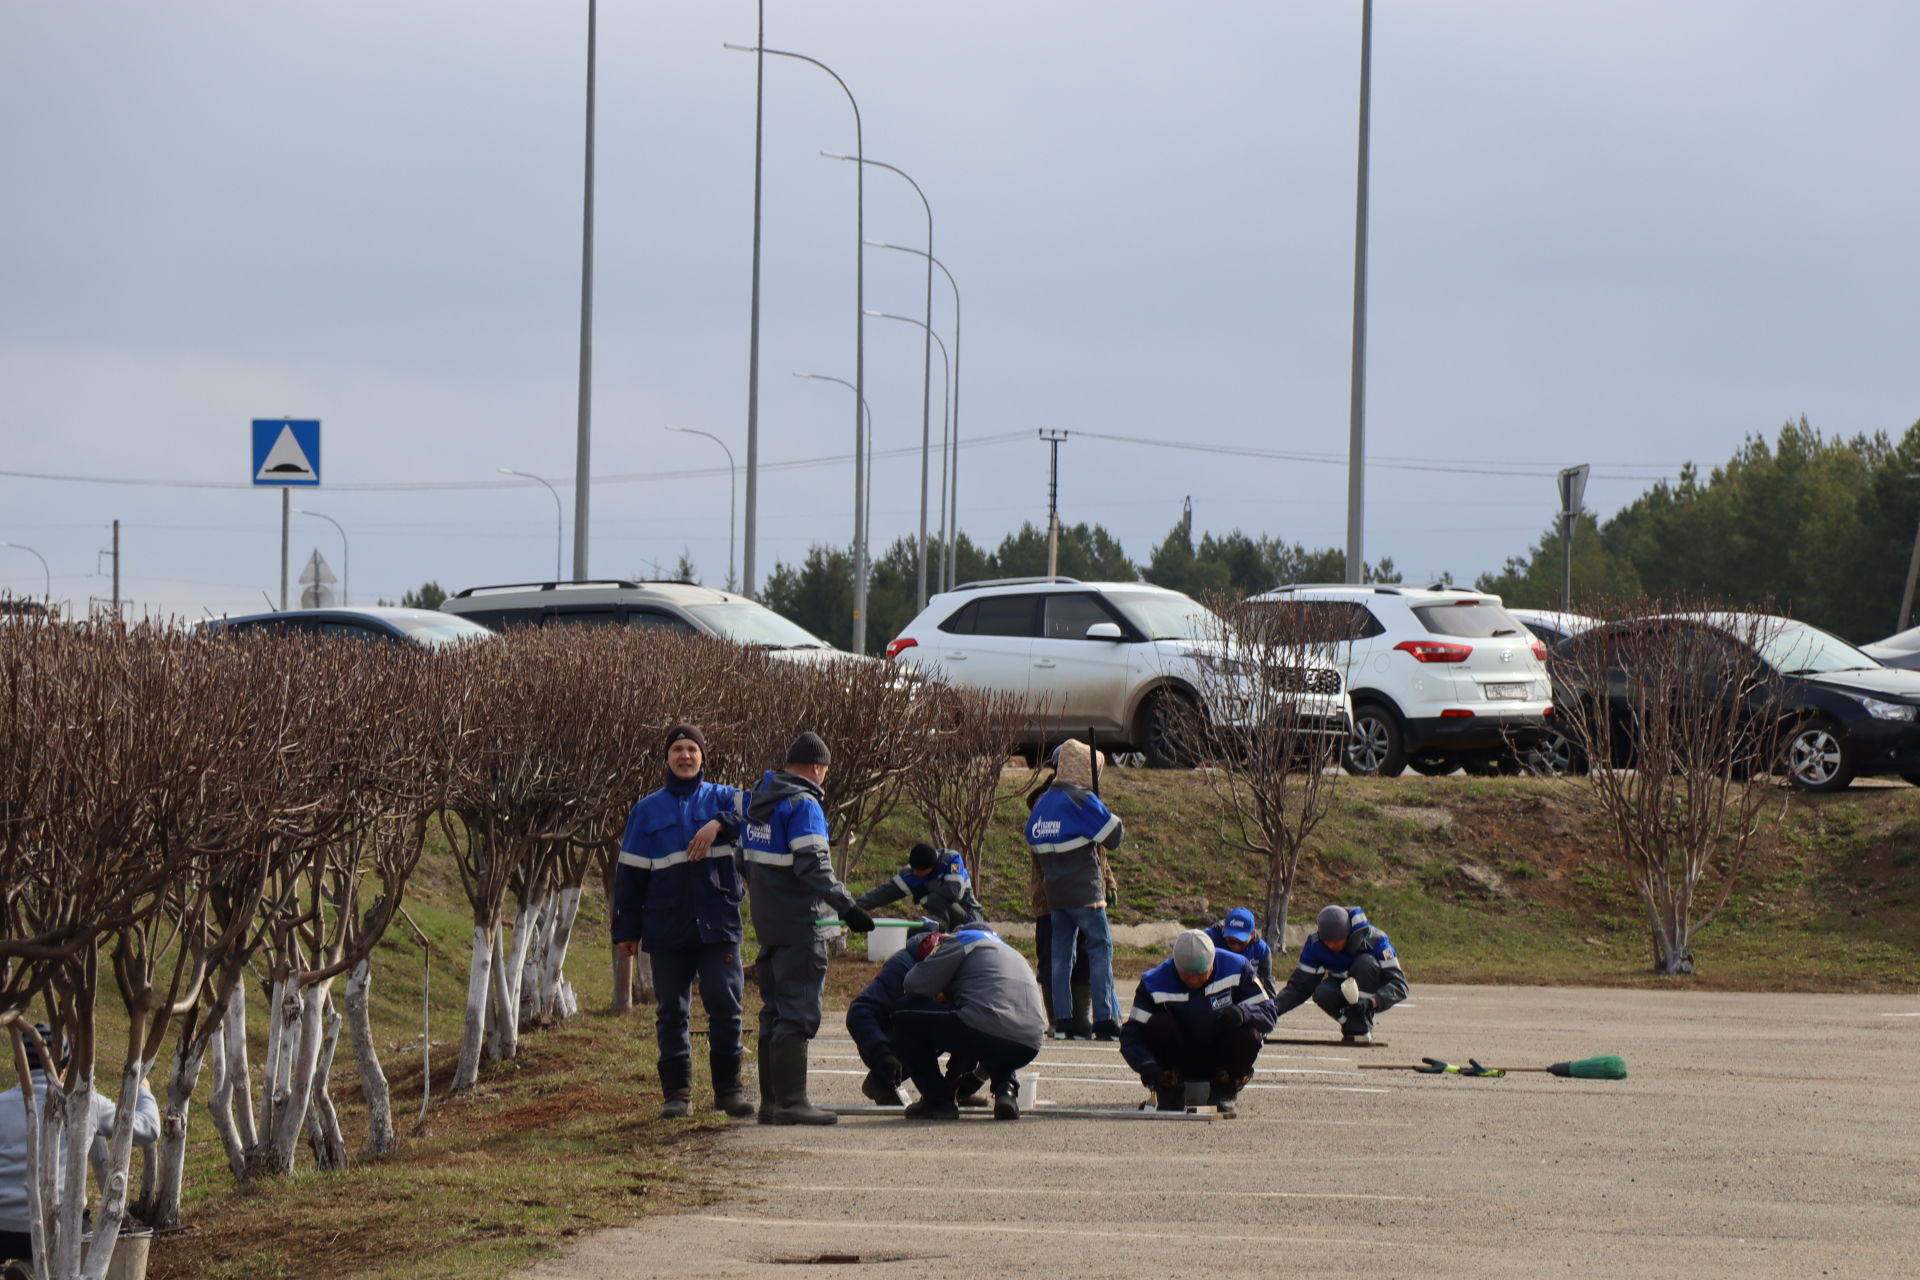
top-left (1015, 1072), bottom-right (1039, 1110)
top-left (866, 922), bottom-right (909, 962)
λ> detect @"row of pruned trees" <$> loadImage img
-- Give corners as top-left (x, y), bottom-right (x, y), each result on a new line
top-left (1, 622), bottom-right (1027, 1280)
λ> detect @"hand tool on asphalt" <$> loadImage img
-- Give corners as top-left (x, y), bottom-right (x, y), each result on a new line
top-left (1264, 1036), bottom-right (1390, 1048)
top-left (1359, 1053), bottom-right (1628, 1080)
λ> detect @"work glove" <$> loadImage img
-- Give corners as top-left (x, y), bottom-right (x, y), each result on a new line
top-left (873, 1053), bottom-right (905, 1086)
top-left (1139, 1063), bottom-right (1178, 1090)
top-left (1349, 994), bottom-right (1375, 1016)
top-left (1339, 977), bottom-right (1360, 1006)
top-left (1414, 1057), bottom-right (1452, 1075)
top-left (1216, 1004), bottom-right (1248, 1031)
top-left (843, 904), bottom-right (877, 933)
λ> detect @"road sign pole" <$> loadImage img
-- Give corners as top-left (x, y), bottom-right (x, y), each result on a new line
top-left (280, 489), bottom-right (290, 611)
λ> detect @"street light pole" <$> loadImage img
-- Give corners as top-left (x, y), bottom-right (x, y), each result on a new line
top-left (868, 239), bottom-right (961, 591)
top-left (665, 425), bottom-right (738, 591)
top-left (0, 542), bottom-right (50, 602)
top-left (742, 0), bottom-right (765, 598)
top-left (499, 469), bottom-right (565, 580)
top-left (293, 510), bottom-right (350, 606)
top-left (793, 372), bottom-right (875, 616)
top-left (867, 310), bottom-right (950, 591)
top-left (574, 0), bottom-right (597, 581)
top-left (724, 42), bottom-right (866, 653)
top-left (829, 154), bottom-right (934, 608)
top-left (1344, 0), bottom-right (1374, 585)
top-left (1039, 430), bottom-right (1069, 577)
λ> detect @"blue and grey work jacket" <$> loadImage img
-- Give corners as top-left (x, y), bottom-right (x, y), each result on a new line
top-left (741, 770), bottom-right (859, 947)
top-left (855, 849), bottom-right (987, 930)
top-left (1274, 906), bottom-right (1409, 1011)
top-left (846, 946), bottom-right (920, 1069)
top-left (611, 780), bottom-right (744, 953)
top-left (1118, 950), bottom-right (1277, 1075)
top-left (1025, 782), bottom-right (1123, 911)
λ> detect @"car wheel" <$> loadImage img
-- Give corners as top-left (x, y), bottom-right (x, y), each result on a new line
top-left (1782, 716), bottom-right (1855, 792)
top-left (1521, 727), bottom-right (1584, 778)
top-left (1342, 704), bottom-right (1407, 778)
top-left (1137, 689), bottom-right (1202, 769)
top-left (1407, 752), bottom-right (1456, 777)
top-left (1460, 751), bottom-right (1516, 777)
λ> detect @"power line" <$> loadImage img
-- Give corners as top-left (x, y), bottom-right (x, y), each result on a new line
top-left (1059, 430), bottom-right (1678, 480)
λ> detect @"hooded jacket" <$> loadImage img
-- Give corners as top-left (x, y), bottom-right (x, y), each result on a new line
top-left (1274, 905), bottom-right (1409, 1011)
top-left (610, 777), bottom-right (744, 953)
top-left (902, 927), bottom-right (1048, 1052)
top-left (740, 769), bottom-right (859, 946)
top-left (1025, 781), bottom-right (1123, 911)
top-left (855, 849), bottom-right (986, 931)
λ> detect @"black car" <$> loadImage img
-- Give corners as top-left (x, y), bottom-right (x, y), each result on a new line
top-left (196, 606), bottom-right (495, 649)
top-left (1554, 613), bottom-right (1920, 792)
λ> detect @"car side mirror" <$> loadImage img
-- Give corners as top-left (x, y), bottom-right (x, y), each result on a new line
top-left (1084, 622), bottom-right (1123, 641)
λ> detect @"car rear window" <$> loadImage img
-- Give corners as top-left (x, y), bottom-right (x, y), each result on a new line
top-left (941, 595), bottom-right (1039, 638)
top-left (1411, 601), bottom-right (1527, 639)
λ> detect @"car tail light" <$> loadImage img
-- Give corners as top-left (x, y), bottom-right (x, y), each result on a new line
top-left (884, 637), bottom-right (917, 662)
top-left (1394, 639), bottom-right (1472, 664)
top-left (1440, 708), bottom-right (1475, 719)
top-left (1530, 640), bottom-right (1548, 662)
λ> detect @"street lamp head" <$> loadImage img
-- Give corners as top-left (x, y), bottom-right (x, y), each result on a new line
top-left (821, 151), bottom-right (856, 162)
top-left (664, 424), bottom-right (686, 433)
top-left (722, 43), bottom-right (760, 53)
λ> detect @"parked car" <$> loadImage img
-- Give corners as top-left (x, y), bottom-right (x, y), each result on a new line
top-left (1861, 625), bottom-right (1920, 672)
top-left (440, 579), bottom-right (862, 664)
top-left (1505, 607), bottom-right (1599, 652)
top-left (1242, 584), bottom-right (1553, 777)
top-left (884, 576), bottom-right (1348, 767)
top-left (1554, 613), bottom-right (1920, 792)
top-left (1504, 608), bottom-right (1601, 775)
top-left (196, 606), bottom-right (495, 649)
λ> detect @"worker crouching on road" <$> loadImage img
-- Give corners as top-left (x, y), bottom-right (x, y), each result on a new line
top-left (1025, 739), bottom-right (1125, 1040)
top-left (1271, 904), bottom-right (1408, 1044)
top-left (853, 843), bottom-right (987, 932)
top-left (611, 723), bottom-right (754, 1119)
top-left (845, 928), bottom-right (988, 1109)
top-left (1206, 907), bottom-right (1276, 994)
top-left (1120, 930), bottom-right (1277, 1113)
top-left (889, 925), bottom-right (1047, 1121)
top-left (741, 732), bottom-right (877, 1126)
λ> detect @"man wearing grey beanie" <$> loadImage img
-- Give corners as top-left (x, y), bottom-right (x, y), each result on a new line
top-left (1118, 929), bottom-right (1276, 1113)
top-left (1269, 904), bottom-right (1409, 1044)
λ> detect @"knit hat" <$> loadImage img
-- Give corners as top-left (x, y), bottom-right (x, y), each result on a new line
top-left (1316, 905), bottom-right (1353, 944)
top-left (909, 842), bottom-right (939, 871)
top-left (786, 731), bottom-right (831, 766)
top-left (663, 723), bottom-right (706, 757)
top-left (1221, 908), bottom-right (1257, 944)
top-left (1173, 929), bottom-right (1216, 977)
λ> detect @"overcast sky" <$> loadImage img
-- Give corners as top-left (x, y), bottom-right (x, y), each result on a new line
top-left (3, 1), bottom-right (1915, 620)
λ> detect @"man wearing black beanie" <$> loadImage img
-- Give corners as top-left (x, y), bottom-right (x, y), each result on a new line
top-left (611, 723), bottom-right (756, 1119)
top-left (740, 732), bottom-right (875, 1125)
top-left (854, 841), bottom-right (987, 932)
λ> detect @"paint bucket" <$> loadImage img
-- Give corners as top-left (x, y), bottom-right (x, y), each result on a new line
top-left (1015, 1071), bottom-right (1038, 1110)
top-left (78, 1227), bottom-right (151, 1280)
top-left (866, 922), bottom-right (909, 963)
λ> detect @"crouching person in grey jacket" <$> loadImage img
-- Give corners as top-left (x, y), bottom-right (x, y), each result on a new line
top-left (889, 926), bottom-right (1047, 1121)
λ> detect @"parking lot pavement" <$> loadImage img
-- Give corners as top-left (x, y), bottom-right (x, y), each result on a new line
top-left (525, 984), bottom-right (1920, 1279)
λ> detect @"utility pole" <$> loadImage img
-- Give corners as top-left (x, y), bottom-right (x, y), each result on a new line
top-left (572, 0), bottom-right (597, 582)
top-left (742, 0), bottom-right (765, 598)
top-left (112, 519), bottom-right (120, 617)
top-left (1040, 430), bottom-right (1069, 577)
top-left (1899, 473), bottom-right (1920, 633)
top-left (1557, 465), bottom-right (1588, 613)
top-left (1344, 0), bottom-right (1375, 585)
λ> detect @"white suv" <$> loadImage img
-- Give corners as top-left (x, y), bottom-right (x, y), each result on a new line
top-left (1243, 584), bottom-right (1553, 776)
top-left (885, 577), bottom-right (1348, 766)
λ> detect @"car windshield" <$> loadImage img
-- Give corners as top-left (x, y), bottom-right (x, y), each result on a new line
top-left (1412, 601), bottom-right (1526, 638)
top-left (1102, 590), bottom-right (1216, 641)
top-left (1750, 620), bottom-right (1878, 675)
top-left (385, 614), bottom-right (498, 649)
top-left (685, 603), bottom-right (832, 650)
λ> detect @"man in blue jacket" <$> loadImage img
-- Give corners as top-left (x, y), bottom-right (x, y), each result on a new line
top-left (1207, 907), bottom-right (1276, 994)
top-left (612, 724), bottom-right (755, 1119)
top-left (741, 732), bottom-right (876, 1126)
top-left (854, 843), bottom-right (987, 932)
top-left (1025, 739), bottom-right (1124, 1040)
top-left (1271, 904), bottom-right (1409, 1044)
top-left (1119, 930), bottom-right (1276, 1113)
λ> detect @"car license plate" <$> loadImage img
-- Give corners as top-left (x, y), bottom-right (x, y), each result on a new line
top-left (1486, 683), bottom-right (1529, 701)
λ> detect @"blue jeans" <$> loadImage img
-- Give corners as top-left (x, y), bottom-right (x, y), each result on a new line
top-left (649, 941), bottom-right (745, 1064)
top-left (1049, 906), bottom-right (1120, 1026)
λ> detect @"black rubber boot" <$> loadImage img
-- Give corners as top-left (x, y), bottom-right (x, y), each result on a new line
top-left (755, 1035), bottom-right (775, 1125)
top-left (766, 1038), bottom-right (838, 1126)
top-left (862, 1064), bottom-right (909, 1106)
top-left (992, 1080), bottom-right (1021, 1121)
top-left (1153, 1079), bottom-right (1188, 1113)
top-left (659, 1054), bottom-right (693, 1119)
top-left (904, 1096), bottom-right (960, 1120)
top-left (952, 1070), bottom-right (988, 1108)
top-left (1071, 982), bottom-right (1094, 1038)
top-left (1208, 1070), bottom-right (1251, 1114)
top-left (710, 1048), bottom-right (755, 1119)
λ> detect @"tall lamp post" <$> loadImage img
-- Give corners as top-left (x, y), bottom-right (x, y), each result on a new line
top-left (868, 239), bottom-right (961, 591)
top-left (726, 42), bottom-right (867, 653)
top-left (867, 310), bottom-right (951, 592)
top-left (1344, 0), bottom-right (1375, 584)
top-left (665, 425), bottom-right (738, 591)
top-left (0, 542), bottom-right (50, 602)
top-left (574, 0), bottom-right (598, 581)
top-left (793, 372), bottom-right (876, 590)
top-left (499, 468), bottom-right (565, 580)
top-left (293, 510), bottom-right (350, 606)
top-left (827, 154), bottom-right (935, 608)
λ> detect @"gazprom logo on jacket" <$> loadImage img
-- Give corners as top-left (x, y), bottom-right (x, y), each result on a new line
top-left (1031, 820), bottom-right (1063, 839)
top-left (746, 822), bottom-right (773, 844)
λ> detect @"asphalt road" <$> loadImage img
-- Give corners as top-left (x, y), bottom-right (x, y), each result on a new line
top-left (525, 984), bottom-right (1919, 1279)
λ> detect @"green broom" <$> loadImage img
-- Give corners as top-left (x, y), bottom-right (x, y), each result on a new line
top-left (1360, 1054), bottom-right (1627, 1080)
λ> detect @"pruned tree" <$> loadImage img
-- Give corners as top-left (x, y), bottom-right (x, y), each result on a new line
top-left (1552, 603), bottom-right (1791, 973)
top-left (1186, 600), bottom-right (1352, 948)
top-left (904, 685), bottom-right (1037, 900)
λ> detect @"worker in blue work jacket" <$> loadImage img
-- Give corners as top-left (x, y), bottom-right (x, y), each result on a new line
top-left (1119, 930), bottom-right (1277, 1113)
top-left (741, 731), bottom-right (876, 1126)
top-left (854, 843), bottom-right (987, 932)
top-left (845, 928), bottom-right (988, 1109)
top-left (1206, 907), bottom-right (1276, 994)
top-left (611, 723), bottom-right (755, 1120)
top-left (1271, 904), bottom-right (1409, 1044)
top-left (1025, 739), bottom-right (1124, 1040)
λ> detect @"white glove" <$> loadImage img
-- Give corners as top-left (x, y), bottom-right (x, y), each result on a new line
top-left (1339, 977), bottom-right (1359, 1006)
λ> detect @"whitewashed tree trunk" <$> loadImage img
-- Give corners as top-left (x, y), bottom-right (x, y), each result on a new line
top-left (151, 1033), bottom-right (208, 1228)
top-left (256, 976), bottom-right (294, 1147)
top-left (303, 994), bottom-right (349, 1172)
top-left (76, 1056), bottom-right (152, 1280)
top-left (206, 1008), bottom-right (249, 1181)
top-left (501, 903), bottom-right (536, 1036)
top-left (518, 891), bottom-right (553, 1029)
top-left (54, 1076), bottom-right (91, 1279)
top-left (540, 886), bottom-right (582, 1021)
top-left (486, 924), bottom-right (524, 1063)
top-left (453, 922), bottom-right (494, 1092)
top-left (266, 979), bottom-right (331, 1174)
top-left (344, 958), bottom-right (395, 1155)
top-left (225, 987), bottom-right (257, 1152)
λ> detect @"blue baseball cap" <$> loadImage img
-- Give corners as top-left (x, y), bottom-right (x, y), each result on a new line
top-left (1222, 909), bottom-right (1257, 944)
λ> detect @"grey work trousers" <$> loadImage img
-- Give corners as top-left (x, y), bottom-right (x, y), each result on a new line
top-left (755, 937), bottom-right (831, 1041)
